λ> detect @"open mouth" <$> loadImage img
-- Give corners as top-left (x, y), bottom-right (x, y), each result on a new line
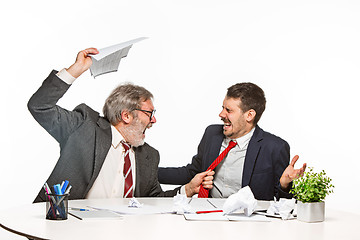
top-left (143, 123), bottom-right (153, 134)
top-left (222, 118), bottom-right (232, 130)
top-left (223, 122), bottom-right (232, 130)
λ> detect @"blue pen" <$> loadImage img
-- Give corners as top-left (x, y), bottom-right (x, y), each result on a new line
top-left (61, 180), bottom-right (69, 194)
top-left (69, 207), bottom-right (89, 211)
top-left (53, 184), bottom-right (62, 195)
top-left (53, 184), bottom-right (65, 216)
top-left (57, 185), bottom-right (72, 204)
top-left (60, 181), bottom-right (65, 189)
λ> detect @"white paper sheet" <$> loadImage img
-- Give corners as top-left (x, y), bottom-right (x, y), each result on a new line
top-left (188, 198), bottom-right (223, 213)
top-left (88, 204), bottom-right (174, 215)
top-left (69, 210), bottom-right (123, 220)
top-left (184, 212), bottom-right (228, 221)
top-left (227, 213), bottom-right (270, 222)
top-left (184, 212), bottom-right (270, 222)
top-left (89, 37), bottom-right (147, 78)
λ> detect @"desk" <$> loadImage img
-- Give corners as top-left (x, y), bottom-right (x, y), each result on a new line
top-left (1, 198), bottom-right (359, 240)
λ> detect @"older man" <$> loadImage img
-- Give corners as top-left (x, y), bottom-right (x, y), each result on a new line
top-left (29, 48), bottom-right (203, 202)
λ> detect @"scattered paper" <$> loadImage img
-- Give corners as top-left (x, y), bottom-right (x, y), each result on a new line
top-left (69, 210), bottom-right (123, 221)
top-left (89, 37), bottom-right (147, 78)
top-left (184, 212), bottom-right (270, 222)
top-left (128, 197), bottom-right (144, 208)
top-left (172, 194), bottom-right (191, 214)
top-left (184, 212), bottom-right (228, 221)
top-left (266, 198), bottom-right (296, 220)
top-left (188, 198), bottom-right (222, 213)
top-left (88, 204), bottom-right (173, 215)
top-left (226, 213), bottom-right (270, 222)
top-left (222, 186), bottom-right (257, 216)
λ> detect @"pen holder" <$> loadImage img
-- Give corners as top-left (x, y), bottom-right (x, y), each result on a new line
top-left (45, 193), bottom-right (69, 220)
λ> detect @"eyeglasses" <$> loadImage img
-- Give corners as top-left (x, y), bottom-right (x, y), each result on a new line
top-left (135, 109), bottom-right (156, 121)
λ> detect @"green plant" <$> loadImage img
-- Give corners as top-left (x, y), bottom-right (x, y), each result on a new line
top-left (290, 167), bottom-right (334, 203)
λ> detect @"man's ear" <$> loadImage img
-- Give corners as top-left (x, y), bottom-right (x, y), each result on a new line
top-left (120, 110), bottom-right (133, 124)
top-left (246, 109), bottom-right (256, 123)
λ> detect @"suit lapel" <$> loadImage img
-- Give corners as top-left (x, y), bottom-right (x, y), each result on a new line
top-left (134, 147), bottom-right (150, 197)
top-left (242, 126), bottom-right (263, 187)
top-left (84, 117), bottom-right (112, 195)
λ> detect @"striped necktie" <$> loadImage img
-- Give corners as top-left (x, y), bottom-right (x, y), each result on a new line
top-left (121, 141), bottom-right (133, 198)
top-left (198, 140), bottom-right (237, 198)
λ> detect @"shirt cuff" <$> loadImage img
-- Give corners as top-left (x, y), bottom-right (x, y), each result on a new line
top-left (56, 68), bottom-right (76, 84)
top-left (180, 185), bottom-right (186, 195)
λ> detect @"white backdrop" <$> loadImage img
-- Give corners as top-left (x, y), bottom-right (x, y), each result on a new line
top-left (1, 1), bottom-right (360, 234)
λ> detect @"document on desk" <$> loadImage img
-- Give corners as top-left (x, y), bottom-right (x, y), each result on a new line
top-left (189, 198), bottom-right (225, 212)
top-left (87, 204), bottom-right (174, 215)
top-left (87, 198), bottom-right (220, 215)
top-left (69, 210), bottom-right (123, 221)
top-left (184, 212), bottom-right (270, 222)
top-left (185, 198), bottom-right (270, 221)
top-left (89, 37), bottom-right (147, 78)
top-left (184, 212), bottom-right (228, 221)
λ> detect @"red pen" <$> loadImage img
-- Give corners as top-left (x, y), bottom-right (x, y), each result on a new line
top-left (196, 210), bottom-right (223, 214)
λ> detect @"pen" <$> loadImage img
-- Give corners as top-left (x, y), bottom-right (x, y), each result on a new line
top-left (69, 207), bottom-right (89, 211)
top-left (61, 180), bottom-right (69, 194)
top-left (53, 184), bottom-right (62, 195)
top-left (43, 184), bottom-right (56, 218)
top-left (196, 210), bottom-right (223, 214)
top-left (44, 183), bottom-right (56, 204)
top-left (64, 185), bottom-right (72, 194)
top-left (56, 185), bottom-right (72, 205)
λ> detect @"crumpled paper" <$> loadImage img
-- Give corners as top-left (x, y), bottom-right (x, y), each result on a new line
top-left (223, 186), bottom-right (257, 216)
top-left (172, 193), bottom-right (191, 214)
top-left (266, 197), bottom-right (296, 220)
top-left (128, 197), bottom-right (144, 208)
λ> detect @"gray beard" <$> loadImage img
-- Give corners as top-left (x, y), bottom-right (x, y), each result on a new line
top-left (123, 118), bottom-right (145, 147)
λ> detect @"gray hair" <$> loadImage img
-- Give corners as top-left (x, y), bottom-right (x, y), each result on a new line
top-left (103, 83), bottom-right (153, 125)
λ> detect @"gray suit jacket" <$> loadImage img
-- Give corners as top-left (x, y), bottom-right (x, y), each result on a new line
top-left (28, 70), bottom-right (177, 202)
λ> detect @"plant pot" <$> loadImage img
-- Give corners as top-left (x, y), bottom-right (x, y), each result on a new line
top-left (297, 201), bottom-right (325, 222)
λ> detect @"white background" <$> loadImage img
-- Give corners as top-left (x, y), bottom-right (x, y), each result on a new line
top-left (1, 0), bottom-right (360, 238)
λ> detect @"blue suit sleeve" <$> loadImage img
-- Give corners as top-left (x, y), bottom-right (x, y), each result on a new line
top-left (273, 140), bottom-right (293, 199)
top-left (158, 126), bottom-right (212, 185)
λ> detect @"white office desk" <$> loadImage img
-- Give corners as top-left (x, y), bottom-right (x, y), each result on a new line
top-left (1, 198), bottom-right (359, 240)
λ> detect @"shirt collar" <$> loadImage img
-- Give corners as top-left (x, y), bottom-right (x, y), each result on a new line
top-left (111, 125), bottom-right (126, 149)
top-left (224, 127), bottom-right (255, 149)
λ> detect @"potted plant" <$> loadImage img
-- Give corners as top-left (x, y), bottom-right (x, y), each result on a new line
top-left (290, 167), bottom-right (334, 222)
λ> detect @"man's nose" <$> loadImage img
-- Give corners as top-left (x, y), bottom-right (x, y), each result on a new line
top-left (151, 116), bottom-right (157, 124)
top-left (219, 109), bottom-right (226, 118)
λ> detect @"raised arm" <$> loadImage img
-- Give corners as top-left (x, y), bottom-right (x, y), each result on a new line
top-left (27, 48), bottom-right (99, 144)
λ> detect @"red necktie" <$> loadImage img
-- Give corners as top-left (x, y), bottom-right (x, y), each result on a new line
top-left (198, 140), bottom-right (237, 198)
top-left (121, 141), bottom-right (133, 198)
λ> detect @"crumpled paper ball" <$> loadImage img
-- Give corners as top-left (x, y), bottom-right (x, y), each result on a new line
top-left (172, 193), bottom-right (191, 214)
top-left (128, 197), bottom-right (144, 208)
top-left (267, 197), bottom-right (296, 220)
top-left (223, 186), bottom-right (257, 216)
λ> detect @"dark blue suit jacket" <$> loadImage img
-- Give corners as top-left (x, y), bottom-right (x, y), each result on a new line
top-left (158, 124), bottom-right (292, 200)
